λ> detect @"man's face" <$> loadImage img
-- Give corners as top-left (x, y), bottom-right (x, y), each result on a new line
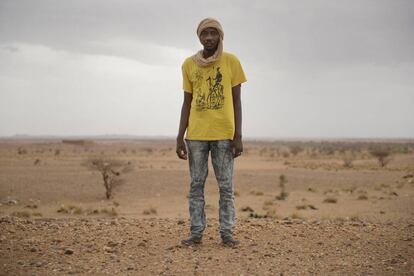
top-left (199, 27), bottom-right (220, 51)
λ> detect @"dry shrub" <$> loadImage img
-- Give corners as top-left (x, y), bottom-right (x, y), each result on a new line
top-left (289, 145), bottom-right (303, 156)
top-left (369, 148), bottom-right (391, 167)
top-left (291, 212), bottom-right (303, 219)
top-left (265, 209), bottom-right (279, 218)
top-left (275, 174), bottom-right (288, 200)
top-left (357, 195), bottom-right (368, 200)
top-left (240, 206), bottom-right (254, 212)
top-left (249, 212), bottom-right (264, 218)
top-left (282, 151), bottom-right (290, 158)
top-left (17, 147), bottom-right (27, 155)
top-left (142, 148), bottom-right (154, 154)
top-left (342, 186), bottom-right (357, 194)
top-left (323, 197), bottom-right (337, 204)
top-left (62, 139), bottom-right (94, 147)
top-left (233, 189), bottom-right (240, 197)
top-left (34, 159), bottom-right (41, 165)
top-left (295, 204), bottom-right (317, 210)
top-left (143, 207), bottom-right (157, 215)
top-left (100, 207), bottom-right (118, 216)
top-left (249, 189), bottom-right (264, 196)
top-left (10, 211), bottom-right (31, 218)
top-left (57, 204), bottom-right (83, 215)
top-left (55, 149), bottom-right (61, 156)
top-left (83, 158), bottom-right (132, 199)
top-left (85, 208), bottom-right (100, 215)
top-left (342, 157), bottom-right (354, 168)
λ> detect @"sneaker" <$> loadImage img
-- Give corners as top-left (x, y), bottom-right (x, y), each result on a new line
top-left (222, 236), bottom-right (240, 247)
top-left (181, 236), bottom-right (202, 246)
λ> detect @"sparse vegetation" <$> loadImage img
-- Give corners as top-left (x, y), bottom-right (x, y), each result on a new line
top-left (296, 204), bottom-right (318, 210)
top-left (10, 211), bottom-right (31, 218)
top-left (342, 157), bottom-right (354, 168)
top-left (240, 206), bottom-right (254, 212)
top-left (369, 148), bottom-right (391, 167)
top-left (143, 207), bottom-right (157, 215)
top-left (249, 189), bottom-right (264, 196)
top-left (275, 174), bottom-right (288, 200)
top-left (323, 197), bottom-right (338, 204)
top-left (357, 195), bottom-right (368, 200)
top-left (100, 207), bottom-right (118, 216)
top-left (265, 209), bottom-right (279, 218)
top-left (57, 204), bottom-right (83, 215)
top-left (17, 147), bottom-right (27, 155)
top-left (83, 158), bottom-right (132, 199)
top-left (289, 145), bottom-right (303, 156)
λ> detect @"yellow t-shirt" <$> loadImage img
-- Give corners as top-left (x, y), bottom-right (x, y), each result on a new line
top-left (182, 52), bottom-right (247, 141)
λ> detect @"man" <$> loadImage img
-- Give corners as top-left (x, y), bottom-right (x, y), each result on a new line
top-left (176, 18), bottom-right (247, 247)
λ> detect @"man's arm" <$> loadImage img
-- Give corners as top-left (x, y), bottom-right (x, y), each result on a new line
top-left (232, 84), bottom-right (243, 158)
top-left (176, 92), bottom-right (192, 160)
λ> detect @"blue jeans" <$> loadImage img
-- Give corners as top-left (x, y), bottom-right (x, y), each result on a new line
top-left (185, 140), bottom-right (235, 239)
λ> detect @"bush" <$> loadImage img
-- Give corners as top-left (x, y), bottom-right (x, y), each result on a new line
top-left (323, 197), bottom-right (337, 204)
top-left (83, 158), bottom-right (132, 199)
top-left (369, 148), bottom-right (391, 167)
top-left (275, 174), bottom-right (289, 200)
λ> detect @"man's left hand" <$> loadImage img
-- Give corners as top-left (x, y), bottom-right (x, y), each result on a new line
top-left (232, 137), bottom-right (243, 158)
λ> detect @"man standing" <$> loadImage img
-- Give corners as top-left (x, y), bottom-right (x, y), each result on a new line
top-left (176, 18), bottom-right (247, 247)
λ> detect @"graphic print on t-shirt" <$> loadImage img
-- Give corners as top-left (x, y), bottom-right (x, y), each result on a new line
top-left (194, 67), bottom-right (224, 112)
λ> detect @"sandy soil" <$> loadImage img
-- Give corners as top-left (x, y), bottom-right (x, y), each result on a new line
top-left (0, 138), bottom-right (413, 275)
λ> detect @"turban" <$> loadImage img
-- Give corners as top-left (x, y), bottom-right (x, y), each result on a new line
top-left (192, 17), bottom-right (224, 67)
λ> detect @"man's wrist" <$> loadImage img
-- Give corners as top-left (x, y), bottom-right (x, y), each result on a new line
top-left (233, 134), bottom-right (242, 140)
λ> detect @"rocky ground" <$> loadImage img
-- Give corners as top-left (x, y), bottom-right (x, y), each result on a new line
top-left (1, 139), bottom-right (414, 275)
top-left (1, 216), bottom-right (413, 275)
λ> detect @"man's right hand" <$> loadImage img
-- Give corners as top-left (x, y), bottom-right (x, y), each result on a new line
top-left (176, 138), bottom-right (188, 160)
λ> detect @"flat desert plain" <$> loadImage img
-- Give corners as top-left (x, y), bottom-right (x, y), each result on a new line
top-left (0, 138), bottom-right (413, 275)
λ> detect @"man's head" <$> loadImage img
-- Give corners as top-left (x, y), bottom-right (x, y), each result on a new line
top-left (196, 18), bottom-right (224, 51)
top-left (199, 27), bottom-right (220, 51)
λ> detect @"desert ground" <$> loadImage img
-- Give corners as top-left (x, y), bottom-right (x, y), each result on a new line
top-left (0, 138), bottom-right (413, 275)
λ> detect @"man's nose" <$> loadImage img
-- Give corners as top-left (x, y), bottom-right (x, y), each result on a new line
top-left (205, 33), bottom-right (214, 41)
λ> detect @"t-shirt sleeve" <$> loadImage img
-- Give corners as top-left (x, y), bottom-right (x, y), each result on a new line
top-left (182, 63), bottom-right (193, 93)
top-left (230, 56), bottom-right (247, 87)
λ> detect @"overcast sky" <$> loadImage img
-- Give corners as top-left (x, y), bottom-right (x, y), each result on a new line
top-left (0, 0), bottom-right (413, 138)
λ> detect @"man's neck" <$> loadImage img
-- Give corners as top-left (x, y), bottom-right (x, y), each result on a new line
top-left (203, 47), bottom-right (217, 59)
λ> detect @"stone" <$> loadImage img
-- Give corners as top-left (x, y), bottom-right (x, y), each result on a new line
top-left (64, 249), bottom-right (74, 255)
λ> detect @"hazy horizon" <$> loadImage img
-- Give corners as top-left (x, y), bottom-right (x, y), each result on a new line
top-left (1, 0), bottom-right (413, 138)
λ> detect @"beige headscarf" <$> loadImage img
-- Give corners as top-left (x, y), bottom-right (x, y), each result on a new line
top-left (192, 17), bottom-right (224, 67)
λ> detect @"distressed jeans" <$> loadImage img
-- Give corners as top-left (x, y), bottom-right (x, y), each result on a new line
top-left (185, 139), bottom-right (235, 239)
